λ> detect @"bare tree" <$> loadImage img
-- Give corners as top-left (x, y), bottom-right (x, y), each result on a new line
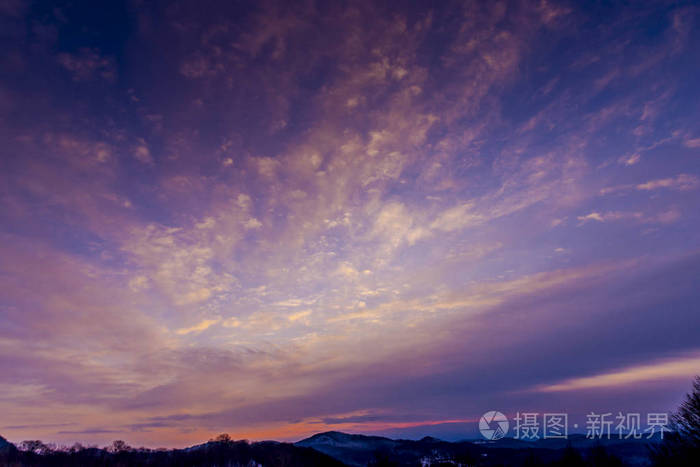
top-left (213, 433), bottom-right (233, 443)
top-left (673, 376), bottom-right (700, 448)
top-left (18, 440), bottom-right (52, 455)
top-left (107, 439), bottom-right (132, 453)
top-left (68, 442), bottom-right (85, 453)
top-left (651, 376), bottom-right (700, 466)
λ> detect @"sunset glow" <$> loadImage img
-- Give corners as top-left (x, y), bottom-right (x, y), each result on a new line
top-left (1, 0), bottom-right (699, 449)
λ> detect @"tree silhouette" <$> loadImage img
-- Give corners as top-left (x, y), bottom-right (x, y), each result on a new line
top-left (18, 439), bottom-right (52, 455)
top-left (673, 376), bottom-right (700, 448)
top-left (651, 375), bottom-right (700, 466)
top-left (211, 432), bottom-right (233, 443)
top-left (107, 439), bottom-right (132, 453)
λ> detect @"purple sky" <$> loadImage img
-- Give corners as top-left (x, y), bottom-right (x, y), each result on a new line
top-left (1, 0), bottom-right (699, 448)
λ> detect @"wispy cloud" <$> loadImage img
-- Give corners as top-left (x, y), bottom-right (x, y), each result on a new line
top-left (537, 354), bottom-right (700, 392)
top-left (0, 0), bottom-right (698, 447)
top-left (175, 319), bottom-right (220, 335)
top-left (57, 48), bottom-right (116, 81)
top-left (637, 174), bottom-right (699, 191)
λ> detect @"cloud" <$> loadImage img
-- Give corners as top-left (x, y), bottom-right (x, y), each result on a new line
top-left (175, 319), bottom-right (220, 335)
top-left (537, 354), bottom-right (700, 392)
top-left (2, 0), bottom-right (699, 447)
top-left (288, 310), bottom-right (311, 322)
top-left (618, 153), bottom-right (640, 166)
top-left (369, 202), bottom-right (429, 255)
top-left (120, 222), bottom-right (238, 308)
top-left (57, 48), bottom-right (116, 81)
top-left (235, 194), bottom-right (251, 209)
top-left (601, 174), bottom-right (700, 195)
top-left (133, 140), bottom-right (154, 164)
top-left (577, 209), bottom-right (680, 225)
top-left (128, 275), bottom-right (150, 292)
top-left (335, 262), bottom-right (360, 279)
top-left (430, 203), bottom-right (483, 232)
top-left (255, 157), bottom-right (279, 177)
top-left (637, 174), bottom-right (699, 191)
top-left (179, 53), bottom-right (219, 79)
top-left (578, 211), bottom-right (635, 223)
top-left (243, 217), bottom-right (262, 229)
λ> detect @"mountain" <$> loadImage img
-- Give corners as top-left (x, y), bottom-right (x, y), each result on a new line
top-left (297, 431), bottom-right (659, 466)
top-left (0, 435), bottom-right (17, 455)
top-left (297, 431), bottom-right (485, 466)
top-left (297, 431), bottom-right (399, 465)
top-left (0, 431), bottom-right (660, 466)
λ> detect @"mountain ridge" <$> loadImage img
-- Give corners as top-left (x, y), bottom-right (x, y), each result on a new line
top-left (0, 430), bottom-right (661, 466)
top-left (295, 430), bottom-right (658, 466)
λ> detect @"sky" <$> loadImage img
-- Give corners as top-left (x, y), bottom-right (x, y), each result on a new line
top-left (0, 0), bottom-right (699, 449)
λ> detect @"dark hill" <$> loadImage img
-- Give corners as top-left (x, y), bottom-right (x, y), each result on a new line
top-left (296, 431), bottom-right (659, 466)
top-left (0, 435), bottom-right (17, 456)
top-left (0, 431), bottom-right (660, 466)
top-left (0, 436), bottom-right (345, 467)
top-left (297, 431), bottom-right (483, 466)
